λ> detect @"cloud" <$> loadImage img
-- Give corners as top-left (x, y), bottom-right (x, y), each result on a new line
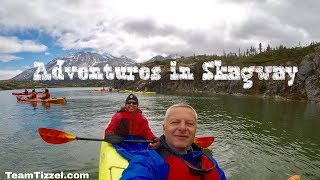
top-left (231, 13), bottom-right (309, 48)
top-left (220, 0), bottom-right (319, 44)
top-left (0, 36), bottom-right (47, 62)
top-left (0, 36), bottom-right (47, 53)
top-left (0, 54), bottom-right (23, 62)
top-left (0, 0), bottom-right (319, 62)
top-left (0, 70), bottom-right (22, 80)
top-left (122, 19), bottom-right (179, 38)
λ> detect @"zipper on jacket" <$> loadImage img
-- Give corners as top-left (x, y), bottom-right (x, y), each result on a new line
top-left (131, 113), bottom-right (134, 139)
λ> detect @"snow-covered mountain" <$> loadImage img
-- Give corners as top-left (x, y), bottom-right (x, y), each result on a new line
top-left (12, 51), bottom-right (136, 80)
top-left (146, 54), bottom-right (180, 62)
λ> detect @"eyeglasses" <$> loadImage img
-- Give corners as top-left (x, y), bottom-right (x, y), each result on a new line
top-left (126, 101), bottom-right (137, 105)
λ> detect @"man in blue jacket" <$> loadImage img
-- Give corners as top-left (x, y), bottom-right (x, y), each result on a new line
top-left (121, 103), bottom-right (226, 180)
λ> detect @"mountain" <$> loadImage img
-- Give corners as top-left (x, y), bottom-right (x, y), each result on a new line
top-left (146, 54), bottom-right (180, 62)
top-left (149, 55), bottom-right (166, 61)
top-left (12, 51), bottom-right (136, 80)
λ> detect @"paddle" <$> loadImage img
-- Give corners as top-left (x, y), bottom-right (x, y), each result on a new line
top-left (38, 128), bottom-right (215, 148)
top-left (38, 128), bottom-right (150, 144)
top-left (194, 136), bottom-right (215, 148)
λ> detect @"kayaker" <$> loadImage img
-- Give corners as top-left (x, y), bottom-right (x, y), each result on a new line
top-left (28, 89), bottom-right (37, 99)
top-left (40, 88), bottom-right (50, 99)
top-left (121, 103), bottom-right (226, 180)
top-left (24, 89), bottom-right (29, 94)
top-left (104, 94), bottom-right (157, 141)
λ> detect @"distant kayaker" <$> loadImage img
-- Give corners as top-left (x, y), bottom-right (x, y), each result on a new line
top-left (28, 89), bottom-right (37, 99)
top-left (40, 89), bottom-right (50, 99)
top-left (121, 103), bottom-right (226, 180)
top-left (24, 89), bottom-right (29, 94)
top-left (104, 94), bottom-right (157, 141)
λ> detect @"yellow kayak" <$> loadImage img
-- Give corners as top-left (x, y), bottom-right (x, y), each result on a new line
top-left (93, 89), bottom-right (120, 92)
top-left (135, 91), bottom-right (156, 94)
top-left (123, 90), bottom-right (156, 94)
top-left (99, 142), bottom-right (128, 180)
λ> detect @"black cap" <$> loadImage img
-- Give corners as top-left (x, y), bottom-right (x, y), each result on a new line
top-left (125, 94), bottom-right (138, 105)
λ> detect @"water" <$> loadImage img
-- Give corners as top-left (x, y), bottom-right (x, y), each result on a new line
top-left (1, 88), bottom-right (319, 180)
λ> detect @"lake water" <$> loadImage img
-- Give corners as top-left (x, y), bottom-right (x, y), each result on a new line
top-left (1, 87), bottom-right (319, 180)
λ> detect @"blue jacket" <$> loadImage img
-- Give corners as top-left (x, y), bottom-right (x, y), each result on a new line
top-left (121, 136), bottom-right (226, 180)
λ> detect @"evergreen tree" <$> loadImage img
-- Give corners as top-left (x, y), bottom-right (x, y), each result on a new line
top-left (258, 43), bottom-right (262, 53)
top-left (266, 44), bottom-right (271, 51)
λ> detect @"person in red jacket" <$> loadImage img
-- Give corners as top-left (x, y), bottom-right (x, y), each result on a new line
top-left (40, 89), bottom-right (50, 99)
top-left (105, 94), bottom-right (157, 141)
top-left (29, 89), bottom-right (37, 99)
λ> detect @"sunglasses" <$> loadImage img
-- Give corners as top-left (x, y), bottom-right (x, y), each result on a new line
top-left (126, 101), bottom-right (137, 105)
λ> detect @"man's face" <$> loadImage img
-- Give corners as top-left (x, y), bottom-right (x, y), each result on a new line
top-left (163, 107), bottom-right (197, 154)
top-left (125, 100), bottom-right (138, 112)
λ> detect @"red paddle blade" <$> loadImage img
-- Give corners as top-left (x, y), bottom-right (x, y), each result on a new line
top-left (194, 136), bottom-right (215, 148)
top-left (38, 128), bottom-right (76, 144)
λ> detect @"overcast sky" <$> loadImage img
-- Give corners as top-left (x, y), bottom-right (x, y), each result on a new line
top-left (0, 0), bottom-right (319, 80)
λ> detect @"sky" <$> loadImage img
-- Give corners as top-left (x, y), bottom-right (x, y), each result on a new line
top-left (0, 0), bottom-right (319, 80)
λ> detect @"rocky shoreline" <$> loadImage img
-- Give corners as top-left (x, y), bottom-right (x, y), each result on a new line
top-left (119, 46), bottom-right (320, 103)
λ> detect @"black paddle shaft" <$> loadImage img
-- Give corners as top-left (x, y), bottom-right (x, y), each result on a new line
top-left (75, 137), bottom-right (152, 143)
top-left (76, 137), bottom-right (104, 141)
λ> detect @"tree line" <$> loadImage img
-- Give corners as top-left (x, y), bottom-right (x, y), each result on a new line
top-left (222, 41), bottom-right (319, 58)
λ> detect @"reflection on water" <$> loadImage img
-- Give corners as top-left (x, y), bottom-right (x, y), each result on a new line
top-left (0, 88), bottom-right (319, 180)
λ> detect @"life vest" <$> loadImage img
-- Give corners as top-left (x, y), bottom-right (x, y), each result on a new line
top-left (165, 154), bottom-right (220, 180)
top-left (30, 93), bottom-right (37, 99)
top-left (43, 92), bottom-right (50, 99)
top-left (105, 108), bottom-right (156, 140)
top-left (153, 143), bottom-right (222, 180)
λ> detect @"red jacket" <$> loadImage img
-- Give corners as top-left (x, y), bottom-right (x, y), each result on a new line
top-left (41, 92), bottom-right (50, 99)
top-left (105, 108), bottom-right (156, 140)
top-left (30, 93), bottom-right (37, 99)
